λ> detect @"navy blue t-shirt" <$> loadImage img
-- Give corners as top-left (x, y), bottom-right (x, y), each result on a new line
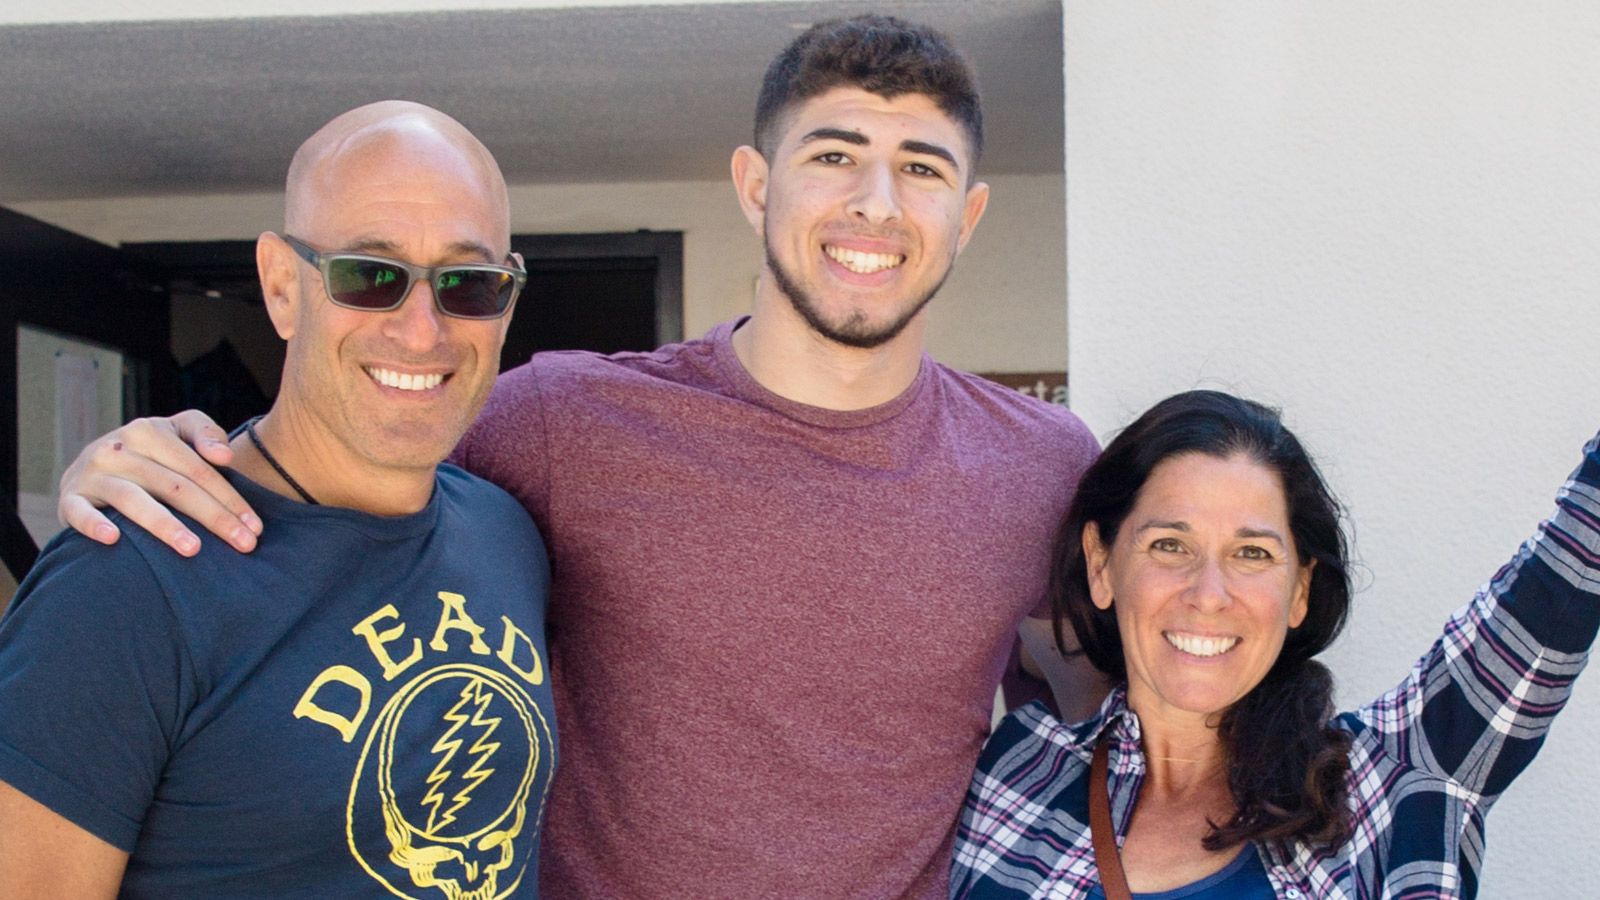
top-left (0, 465), bottom-right (555, 899)
top-left (1087, 846), bottom-right (1274, 900)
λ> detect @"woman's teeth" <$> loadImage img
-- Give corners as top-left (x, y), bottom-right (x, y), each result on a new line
top-left (1164, 632), bottom-right (1239, 657)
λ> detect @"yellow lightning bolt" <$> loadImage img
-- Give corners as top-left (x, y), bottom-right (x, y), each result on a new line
top-left (421, 682), bottom-right (477, 834)
top-left (441, 681), bottom-right (501, 828)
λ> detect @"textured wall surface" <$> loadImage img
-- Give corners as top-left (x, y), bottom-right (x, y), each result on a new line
top-left (11, 172), bottom-right (1067, 373)
top-left (1064, 3), bottom-right (1600, 895)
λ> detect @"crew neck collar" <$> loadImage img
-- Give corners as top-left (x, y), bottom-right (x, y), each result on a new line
top-left (709, 317), bottom-right (931, 428)
top-left (220, 466), bottom-right (443, 542)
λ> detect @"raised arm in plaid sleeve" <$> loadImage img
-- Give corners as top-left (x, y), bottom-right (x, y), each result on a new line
top-left (1349, 430), bottom-right (1600, 800)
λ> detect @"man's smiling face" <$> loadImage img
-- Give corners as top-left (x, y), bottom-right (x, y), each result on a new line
top-left (748, 87), bottom-right (989, 349)
top-left (272, 121), bottom-right (513, 475)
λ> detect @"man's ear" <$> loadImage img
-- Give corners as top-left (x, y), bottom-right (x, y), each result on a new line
top-left (257, 232), bottom-right (301, 341)
top-left (1083, 523), bottom-right (1114, 611)
top-left (954, 179), bottom-right (990, 254)
top-left (730, 145), bottom-right (770, 238)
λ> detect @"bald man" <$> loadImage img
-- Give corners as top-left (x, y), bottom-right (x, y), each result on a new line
top-left (0, 102), bottom-right (555, 899)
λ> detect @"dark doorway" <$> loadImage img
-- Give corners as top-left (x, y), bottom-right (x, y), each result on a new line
top-left (123, 240), bottom-right (275, 435)
top-left (0, 207), bottom-right (176, 582)
top-left (503, 231), bottom-right (683, 372)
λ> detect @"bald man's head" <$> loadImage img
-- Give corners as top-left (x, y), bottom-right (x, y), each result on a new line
top-left (284, 100), bottom-right (510, 253)
top-left (254, 101), bottom-right (519, 484)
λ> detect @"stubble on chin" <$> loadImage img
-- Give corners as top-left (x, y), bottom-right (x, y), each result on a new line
top-left (764, 241), bottom-right (947, 350)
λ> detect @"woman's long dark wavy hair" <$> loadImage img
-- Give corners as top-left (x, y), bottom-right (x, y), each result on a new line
top-left (1054, 390), bottom-right (1354, 850)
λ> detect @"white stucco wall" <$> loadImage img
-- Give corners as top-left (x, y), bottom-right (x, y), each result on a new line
top-left (1064, 3), bottom-right (1600, 896)
top-left (9, 171), bottom-right (1066, 373)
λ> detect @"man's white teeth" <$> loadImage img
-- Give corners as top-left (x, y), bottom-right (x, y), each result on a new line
top-left (1164, 632), bottom-right (1239, 658)
top-left (825, 245), bottom-right (904, 274)
top-left (368, 368), bottom-right (444, 391)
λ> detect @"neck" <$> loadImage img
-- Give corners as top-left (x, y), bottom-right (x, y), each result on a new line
top-left (229, 406), bottom-right (436, 516)
top-left (1129, 701), bottom-right (1230, 798)
top-left (731, 287), bottom-right (926, 411)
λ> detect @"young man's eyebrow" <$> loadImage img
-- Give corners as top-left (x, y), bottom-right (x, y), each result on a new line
top-left (799, 127), bottom-right (869, 146)
top-left (901, 139), bottom-right (960, 172)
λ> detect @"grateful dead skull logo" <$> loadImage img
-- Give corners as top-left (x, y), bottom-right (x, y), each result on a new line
top-left (347, 664), bottom-right (551, 900)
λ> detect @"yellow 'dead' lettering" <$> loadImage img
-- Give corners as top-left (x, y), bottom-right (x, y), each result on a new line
top-left (497, 615), bottom-right (544, 685)
top-left (430, 591), bottom-right (492, 655)
top-left (351, 604), bottom-right (423, 681)
top-left (292, 665), bottom-right (372, 743)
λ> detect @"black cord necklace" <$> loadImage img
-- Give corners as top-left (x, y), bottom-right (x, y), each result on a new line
top-left (243, 415), bottom-right (319, 505)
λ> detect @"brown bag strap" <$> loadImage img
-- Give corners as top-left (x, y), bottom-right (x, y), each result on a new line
top-left (1090, 733), bottom-right (1136, 900)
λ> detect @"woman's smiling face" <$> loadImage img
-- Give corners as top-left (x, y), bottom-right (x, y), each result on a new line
top-left (1085, 451), bottom-right (1313, 725)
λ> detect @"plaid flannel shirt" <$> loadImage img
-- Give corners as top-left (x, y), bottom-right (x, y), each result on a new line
top-left (951, 430), bottom-right (1600, 900)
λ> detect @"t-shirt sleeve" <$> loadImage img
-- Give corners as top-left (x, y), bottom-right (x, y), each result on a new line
top-left (0, 533), bottom-right (187, 851)
top-left (1005, 404), bottom-right (1101, 712)
top-left (1045, 405), bottom-right (1100, 617)
top-left (449, 360), bottom-right (552, 524)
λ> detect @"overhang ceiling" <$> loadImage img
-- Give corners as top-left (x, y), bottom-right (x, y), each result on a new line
top-left (0, 0), bottom-right (1063, 201)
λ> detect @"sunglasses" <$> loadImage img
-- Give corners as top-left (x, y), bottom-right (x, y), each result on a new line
top-left (281, 234), bottom-right (526, 320)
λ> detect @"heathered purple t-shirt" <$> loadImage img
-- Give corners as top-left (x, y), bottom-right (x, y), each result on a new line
top-left (453, 319), bottom-right (1098, 900)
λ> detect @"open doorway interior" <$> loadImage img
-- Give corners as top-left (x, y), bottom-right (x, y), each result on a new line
top-left (1, 205), bottom-right (172, 577)
top-left (503, 231), bottom-right (684, 370)
top-left (14, 325), bottom-right (127, 547)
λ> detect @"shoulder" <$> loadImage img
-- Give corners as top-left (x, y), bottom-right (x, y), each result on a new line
top-left (16, 502), bottom-right (317, 632)
top-left (0, 526), bottom-right (185, 687)
top-left (520, 334), bottom-right (721, 398)
top-left (960, 701), bottom-right (1096, 873)
top-left (468, 337), bottom-right (719, 437)
top-left (433, 464), bottom-right (549, 567)
top-left (435, 465), bottom-right (541, 532)
top-left (436, 461), bottom-right (527, 506)
top-left (977, 700), bottom-right (1092, 781)
top-left (926, 364), bottom-right (1101, 461)
top-left (10, 527), bottom-right (168, 620)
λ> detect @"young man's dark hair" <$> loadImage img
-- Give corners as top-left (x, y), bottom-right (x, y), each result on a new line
top-left (754, 14), bottom-right (984, 169)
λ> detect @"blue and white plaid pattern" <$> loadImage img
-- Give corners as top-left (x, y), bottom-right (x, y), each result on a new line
top-left (951, 431), bottom-right (1600, 900)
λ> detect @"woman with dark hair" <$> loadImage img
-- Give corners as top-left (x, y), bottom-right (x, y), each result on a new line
top-left (950, 390), bottom-right (1600, 900)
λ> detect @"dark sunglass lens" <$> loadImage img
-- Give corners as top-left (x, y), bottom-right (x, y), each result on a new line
top-left (436, 269), bottom-right (514, 318)
top-left (326, 258), bottom-right (410, 310)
